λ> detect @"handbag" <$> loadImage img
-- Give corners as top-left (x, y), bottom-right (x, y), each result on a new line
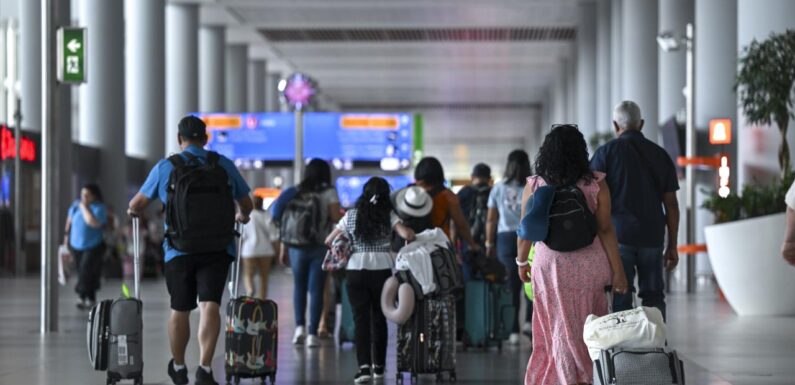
top-left (321, 231), bottom-right (352, 272)
top-left (583, 306), bottom-right (667, 361)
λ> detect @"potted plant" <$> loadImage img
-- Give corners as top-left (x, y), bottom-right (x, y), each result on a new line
top-left (735, 29), bottom-right (795, 177)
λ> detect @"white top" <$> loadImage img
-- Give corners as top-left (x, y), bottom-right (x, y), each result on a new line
top-left (786, 181), bottom-right (795, 210)
top-left (336, 210), bottom-right (402, 270)
top-left (240, 210), bottom-right (279, 258)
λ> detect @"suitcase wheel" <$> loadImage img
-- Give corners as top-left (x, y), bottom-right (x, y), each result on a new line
top-left (450, 371), bottom-right (457, 382)
top-left (411, 373), bottom-right (418, 384)
top-left (436, 373), bottom-right (444, 382)
top-left (134, 376), bottom-right (143, 385)
top-left (235, 375), bottom-right (241, 385)
top-left (269, 374), bottom-right (276, 385)
top-left (396, 373), bottom-right (404, 385)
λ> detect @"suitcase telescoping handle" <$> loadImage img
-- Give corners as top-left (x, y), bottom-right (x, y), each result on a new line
top-left (230, 223), bottom-right (244, 299)
top-left (132, 216), bottom-right (141, 300)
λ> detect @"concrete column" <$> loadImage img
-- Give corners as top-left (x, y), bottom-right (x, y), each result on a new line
top-left (566, 55), bottom-right (577, 122)
top-left (621, 0), bottom-right (659, 142)
top-left (737, 0), bottom-right (795, 185)
top-left (0, 21), bottom-right (5, 124)
top-left (577, 2), bottom-right (597, 142)
top-left (551, 66), bottom-right (567, 125)
top-left (265, 72), bottom-right (282, 112)
top-left (199, 26), bottom-right (225, 112)
top-left (248, 60), bottom-right (266, 111)
top-left (82, 0), bottom-right (127, 216)
top-left (166, 3), bottom-right (198, 154)
top-left (54, 0), bottom-right (73, 265)
top-left (20, 0), bottom-right (41, 131)
top-left (596, 0), bottom-right (612, 133)
top-left (610, 0), bottom-right (623, 109)
top-left (658, 0), bottom-right (693, 124)
top-left (225, 44), bottom-right (248, 113)
top-left (126, 0), bottom-right (165, 164)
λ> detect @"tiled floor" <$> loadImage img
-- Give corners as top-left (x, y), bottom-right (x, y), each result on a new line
top-left (0, 269), bottom-right (793, 384)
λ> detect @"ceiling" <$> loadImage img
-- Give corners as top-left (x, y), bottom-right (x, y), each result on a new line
top-left (185, 0), bottom-right (584, 110)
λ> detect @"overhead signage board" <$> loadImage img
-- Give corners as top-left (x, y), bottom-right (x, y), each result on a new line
top-left (194, 112), bottom-right (413, 168)
top-left (57, 27), bottom-right (86, 84)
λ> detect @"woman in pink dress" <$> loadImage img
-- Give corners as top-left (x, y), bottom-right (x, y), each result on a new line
top-left (517, 125), bottom-right (628, 385)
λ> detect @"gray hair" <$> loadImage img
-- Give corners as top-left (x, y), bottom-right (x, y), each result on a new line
top-left (613, 101), bottom-right (643, 130)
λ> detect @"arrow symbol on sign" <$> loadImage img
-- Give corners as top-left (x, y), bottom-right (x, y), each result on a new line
top-left (67, 39), bottom-right (81, 53)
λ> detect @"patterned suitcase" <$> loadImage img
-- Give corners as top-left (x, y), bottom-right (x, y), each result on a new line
top-left (396, 296), bottom-right (456, 384)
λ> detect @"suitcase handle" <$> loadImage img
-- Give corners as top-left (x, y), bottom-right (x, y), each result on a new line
top-left (132, 217), bottom-right (141, 300)
top-left (229, 223), bottom-right (245, 299)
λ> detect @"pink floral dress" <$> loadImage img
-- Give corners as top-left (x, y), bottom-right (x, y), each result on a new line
top-left (524, 172), bottom-right (613, 385)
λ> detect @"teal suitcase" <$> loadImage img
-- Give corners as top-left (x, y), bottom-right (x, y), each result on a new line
top-left (338, 280), bottom-right (355, 345)
top-left (463, 281), bottom-right (515, 351)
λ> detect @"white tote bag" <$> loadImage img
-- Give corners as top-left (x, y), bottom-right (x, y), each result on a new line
top-left (583, 306), bottom-right (667, 361)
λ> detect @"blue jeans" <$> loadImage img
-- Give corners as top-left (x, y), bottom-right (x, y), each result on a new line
top-left (289, 246), bottom-right (327, 335)
top-left (613, 244), bottom-right (666, 320)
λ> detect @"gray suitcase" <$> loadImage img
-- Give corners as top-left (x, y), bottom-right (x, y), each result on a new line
top-left (88, 217), bottom-right (144, 385)
top-left (593, 348), bottom-right (685, 385)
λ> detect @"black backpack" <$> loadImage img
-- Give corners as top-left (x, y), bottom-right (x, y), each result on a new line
top-left (544, 184), bottom-right (597, 252)
top-left (280, 189), bottom-right (328, 248)
top-left (165, 152), bottom-right (236, 253)
top-left (467, 185), bottom-right (491, 247)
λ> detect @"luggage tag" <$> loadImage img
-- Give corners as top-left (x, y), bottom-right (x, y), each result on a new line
top-left (118, 335), bottom-right (128, 366)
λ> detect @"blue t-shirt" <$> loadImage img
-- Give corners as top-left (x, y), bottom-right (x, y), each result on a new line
top-left (139, 145), bottom-right (251, 262)
top-left (590, 130), bottom-right (679, 248)
top-left (68, 200), bottom-right (108, 251)
top-left (488, 180), bottom-right (524, 233)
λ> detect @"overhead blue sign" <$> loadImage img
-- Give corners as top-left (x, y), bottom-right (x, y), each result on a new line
top-left (335, 175), bottom-right (414, 208)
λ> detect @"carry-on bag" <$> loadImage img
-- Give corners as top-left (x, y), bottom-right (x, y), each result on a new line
top-left (87, 217), bottom-right (144, 385)
top-left (225, 224), bottom-right (278, 385)
top-left (396, 296), bottom-right (457, 384)
top-left (593, 348), bottom-right (685, 385)
top-left (337, 278), bottom-right (356, 345)
top-left (462, 280), bottom-right (515, 351)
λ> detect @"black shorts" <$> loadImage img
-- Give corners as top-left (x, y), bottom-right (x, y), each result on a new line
top-left (164, 252), bottom-right (234, 311)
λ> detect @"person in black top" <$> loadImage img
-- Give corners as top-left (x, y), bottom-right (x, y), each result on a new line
top-left (590, 101), bottom-right (680, 319)
top-left (456, 163), bottom-right (492, 281)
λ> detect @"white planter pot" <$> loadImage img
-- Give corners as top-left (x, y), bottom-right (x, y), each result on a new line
top-left (704, 213), bottom-right (795, 316)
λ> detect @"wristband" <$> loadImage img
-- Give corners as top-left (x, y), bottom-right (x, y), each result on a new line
top-left (515, 258), bottom-right (528, 267)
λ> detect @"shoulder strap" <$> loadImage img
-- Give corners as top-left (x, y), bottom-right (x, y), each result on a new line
top-left (167, 154), bottom-right (186, 168)
top-left (623, 137), bottom-right (662, 196)
top-left (206, 151), bottom-right (220, 166)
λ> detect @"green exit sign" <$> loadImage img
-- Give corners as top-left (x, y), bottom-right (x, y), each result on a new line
top-left (57, 27), bottom-right (86, 83)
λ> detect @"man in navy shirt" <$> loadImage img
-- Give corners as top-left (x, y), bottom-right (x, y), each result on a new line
top-left (590, 101), bottom-right (680, 319)
top-left (128, 116), bottom-right (253, 385)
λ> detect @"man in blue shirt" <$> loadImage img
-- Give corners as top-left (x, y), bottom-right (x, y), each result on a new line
top-left (128, 116), bottom-right (253, 385)
top-left (590, 101), bottom-right (680, 320)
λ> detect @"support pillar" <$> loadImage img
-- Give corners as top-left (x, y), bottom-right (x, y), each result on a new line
top-left (596, 0), bottom-right (612, 133)
top-left (126, 0), bottom-right (165, 164)
top-left (248, 60), bottom-right (266, 112)
top-left (621, 0), bottom-right (659, 142)
top-left (199, 26), bottom-right (224, 112)
top-left (166, 3), bottom-right (198, 154)
top-left (659, 0), bottom-right (693, 124)
top-left (21, 0), bottom-right (41, 131)
top-left (225, 44), bottom-right (248, 113)
top-left (610, 0), bottom-right (623, 109)
top-left (577, 2), bottom-right (597, 142)
top-left (265, 72), bottom-right (282, 112)
top-left (82, 0), bottom-right (127, 217)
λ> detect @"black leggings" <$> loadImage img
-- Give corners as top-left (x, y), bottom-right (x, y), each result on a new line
top-left (72, 243), bottom-right (105, 302)
top-left (346, 269), bottom-right (391, 367)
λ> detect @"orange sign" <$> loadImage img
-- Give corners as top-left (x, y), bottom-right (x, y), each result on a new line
top-left (200, 115), bottom-right (243, 130)
top-left (709, 119), bottom-right (732, 145)
top-left (253, 187), bottom-right (282, 200)
top-left (340, 114), bottom-right (399, 130)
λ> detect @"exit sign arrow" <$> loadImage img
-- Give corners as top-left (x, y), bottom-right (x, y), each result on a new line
top-left (67, 38), bottom-right (81, 53)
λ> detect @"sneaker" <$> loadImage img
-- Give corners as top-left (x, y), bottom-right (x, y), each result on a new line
top-left (292, 326), bottom-right (306, 345)
top-left (85, 299), bottom-right (96, 309)
top-left (306, 334), bottom-right (321, 348)
top-left (195, 366), bottom-right (218, 385)
top-left (354, 365), bottom-right (372, 384)
top-left (508, 333), bottom-right (521, 345)
top-left (167, 359), bottom-right (189, 385)
top-left (76, 299), bottom-right (86, 310)
top-left (373, 365), bottom-right (385, 379)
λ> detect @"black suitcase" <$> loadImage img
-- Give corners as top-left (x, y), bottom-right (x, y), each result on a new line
top-left (396, 296), bottom-right (457, 384)
top-left (87, 217), bottom-right (145, 385)
top-left (225, 225), bottom-right (278, 385)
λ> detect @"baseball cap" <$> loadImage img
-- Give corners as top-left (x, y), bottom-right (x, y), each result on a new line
top-left (472, 163), bottom-right (491, 179)
top-left (178, 115), bottom-right (207, 139)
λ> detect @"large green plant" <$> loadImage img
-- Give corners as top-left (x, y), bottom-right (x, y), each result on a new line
top-left (702, 170), bottom-right (795, 224)
top-left (735, 29), bottom-right (795, 177)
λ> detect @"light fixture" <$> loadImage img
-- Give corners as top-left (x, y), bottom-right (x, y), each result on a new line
top-left (656, 31), bottom-right (682, 52)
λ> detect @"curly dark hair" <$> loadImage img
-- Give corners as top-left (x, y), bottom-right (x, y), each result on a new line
top-left (354, 177), bottom-right (394, 242)
top-left (534, 125), bottom-right (594, 186)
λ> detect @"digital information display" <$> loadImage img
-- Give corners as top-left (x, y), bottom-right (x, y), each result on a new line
top-left (335, 175), bottom-right (414, 208)
top-left (196, 112), bottom-right (413, 168)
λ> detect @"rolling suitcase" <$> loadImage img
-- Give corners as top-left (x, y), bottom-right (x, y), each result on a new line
top-left (462, 280), bottom-right (515, 351)
top-left (87, 217), bottom-right (144, 385)
top-left (225, 224), bottom-right (278, 385)
top-left (396, 296), bottom-right (456, 384)
top-left (337, 279), bottom-right (356, 345)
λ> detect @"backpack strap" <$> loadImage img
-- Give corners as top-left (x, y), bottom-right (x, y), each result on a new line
top-left (206, 151), bottom-right (220, 166)
top-left (167, 154), bottom-right (186, 168)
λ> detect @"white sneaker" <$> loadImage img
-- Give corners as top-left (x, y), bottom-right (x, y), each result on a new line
top-left (292, 326), bottom-right (306, 345)
top-left (522, 322), bottom-right (533, 338)
top-left (306, 334), bottom-right (320, 348)
top-left (508, 333), bottom-right (521, 345)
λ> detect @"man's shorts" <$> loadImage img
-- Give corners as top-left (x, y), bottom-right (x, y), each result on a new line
top-left (164, 252), bottom-right (234, 311)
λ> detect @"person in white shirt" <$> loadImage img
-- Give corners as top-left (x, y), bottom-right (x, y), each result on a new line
top-left (240, 196), bottom-right (280, 299)
top-left (325, 177), bottom-right (415, 384)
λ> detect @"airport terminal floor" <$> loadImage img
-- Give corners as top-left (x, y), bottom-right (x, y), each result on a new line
top-left (1, 270), bottom-right (793, 385)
